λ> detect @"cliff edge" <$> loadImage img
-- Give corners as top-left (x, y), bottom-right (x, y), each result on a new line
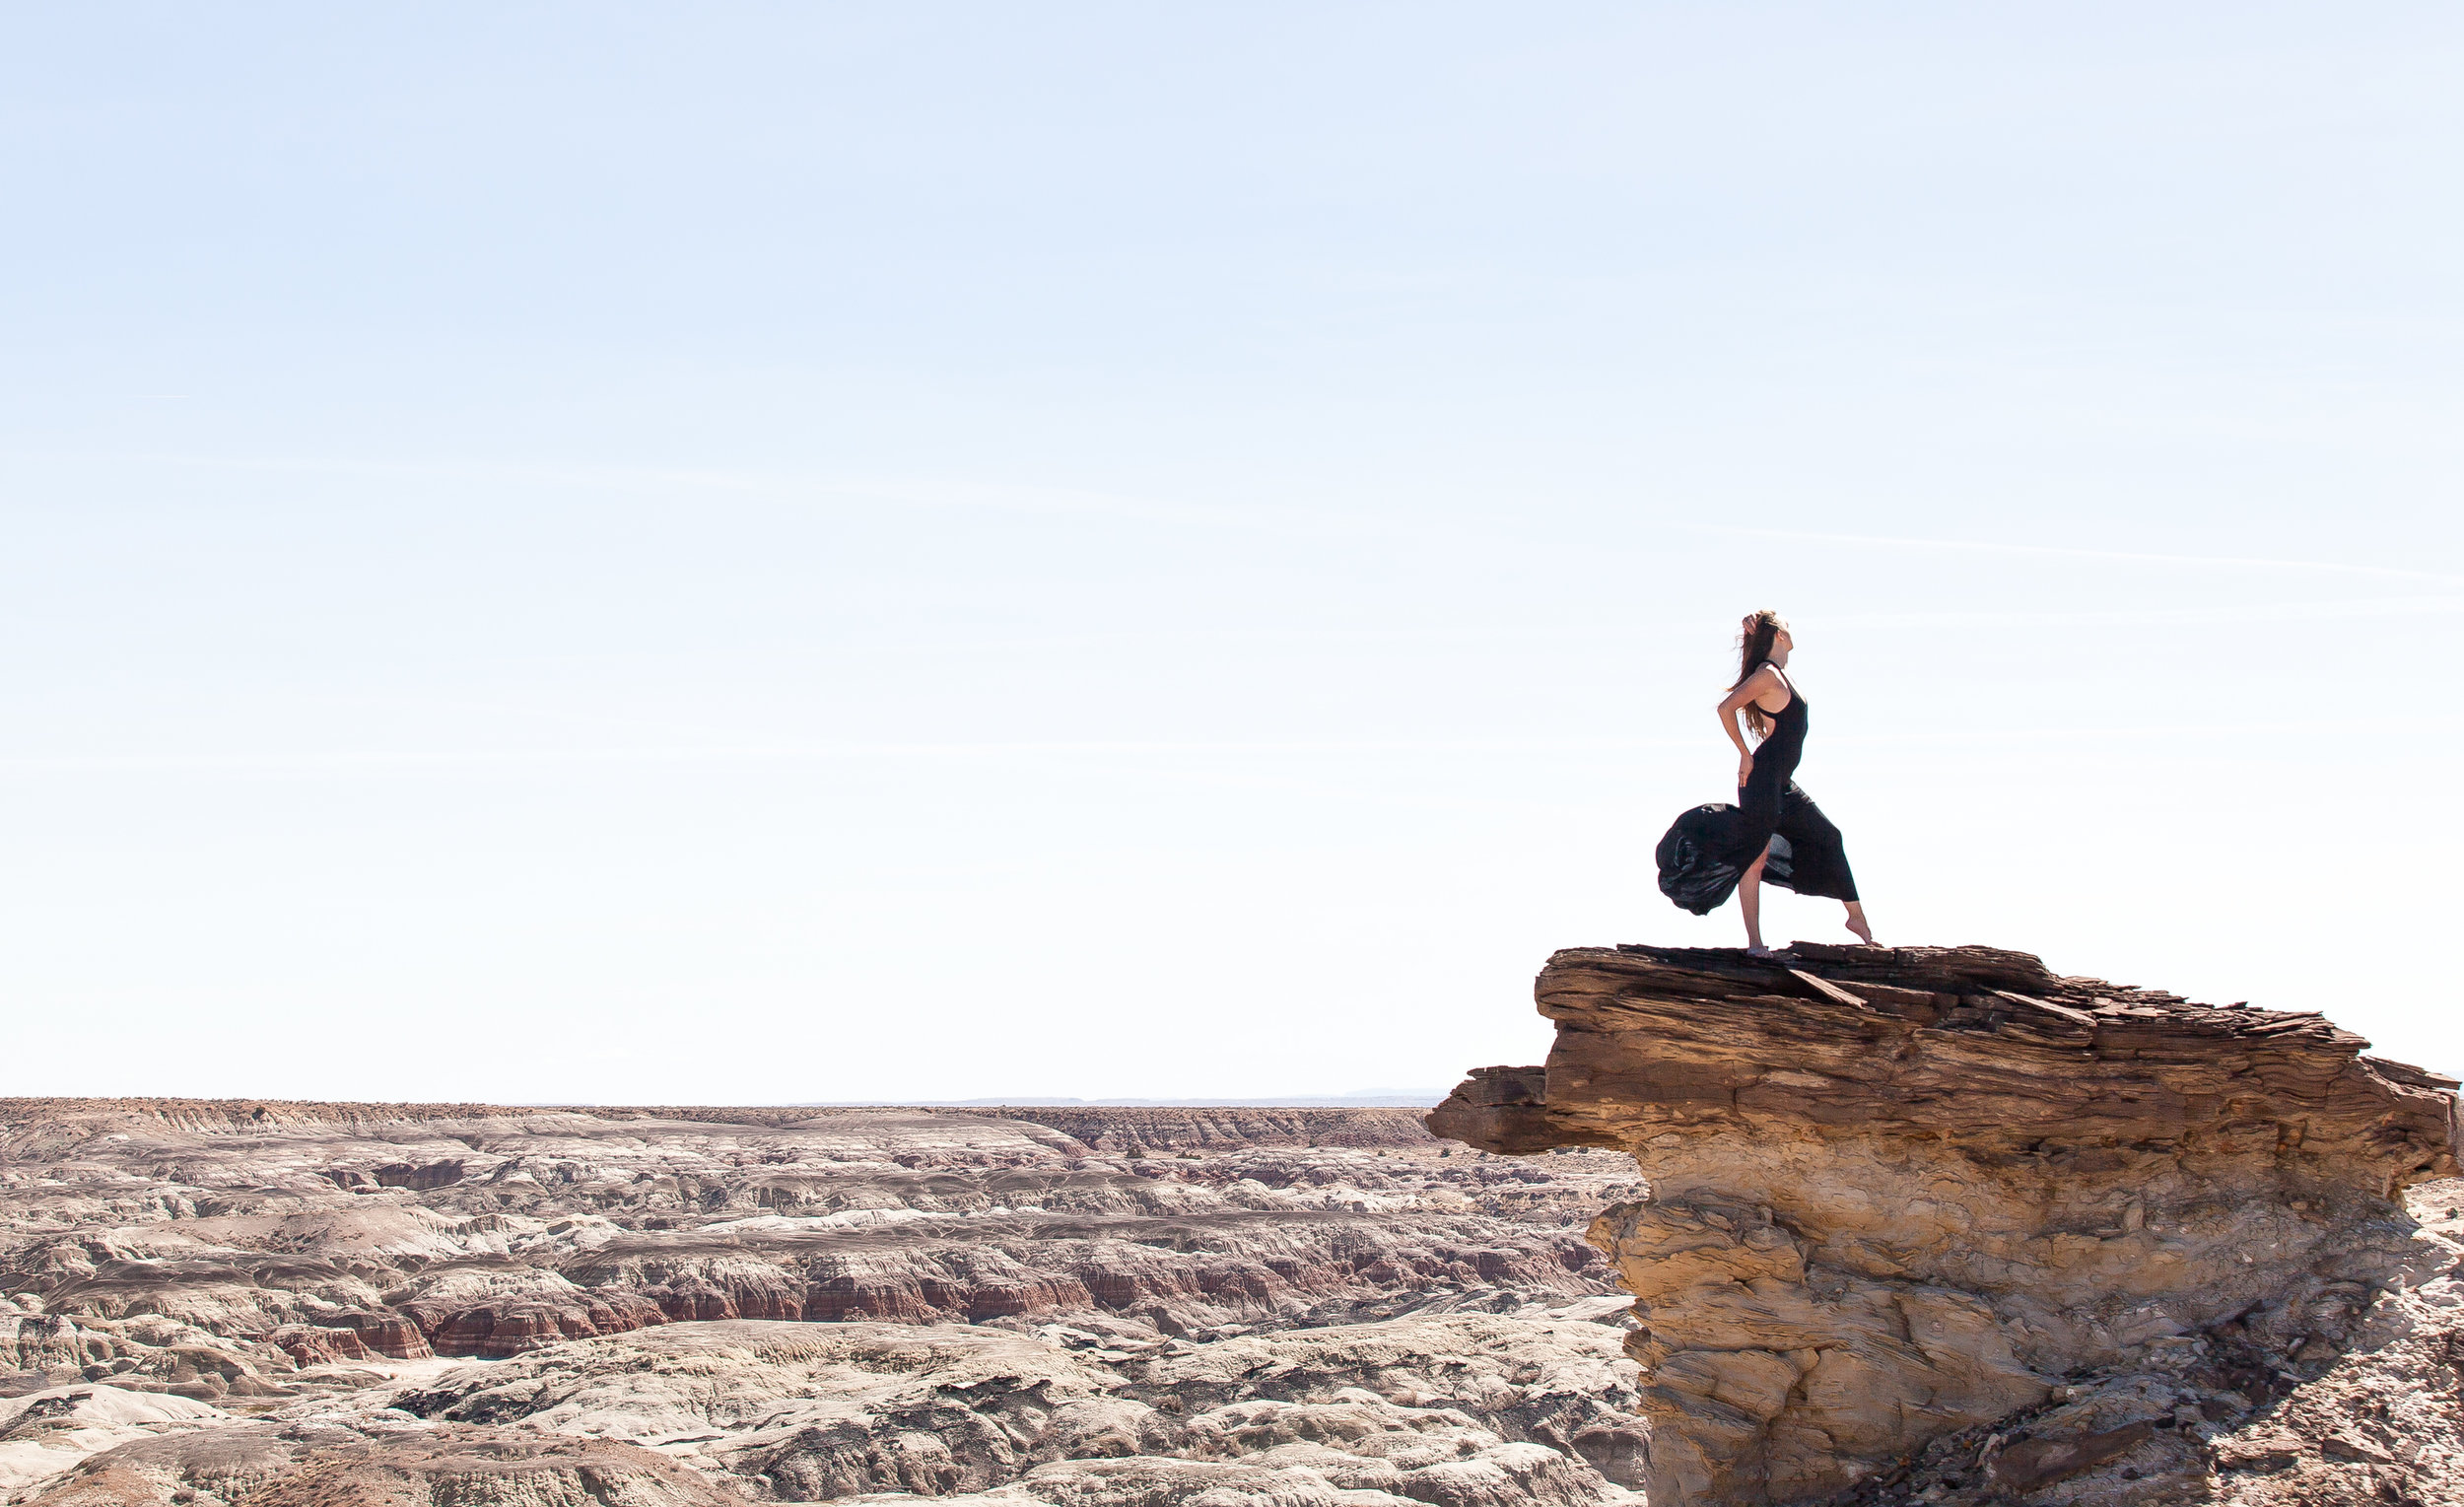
top-left (1429, 942), bottom-right (2463, 1505)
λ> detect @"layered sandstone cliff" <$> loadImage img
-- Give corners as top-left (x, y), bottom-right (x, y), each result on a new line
top-left (1428, 942), bottom-right (2463, 1505)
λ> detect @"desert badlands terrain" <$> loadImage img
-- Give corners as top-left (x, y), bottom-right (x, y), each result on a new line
top-left (4, 943), bottom-right (2462, 1507)
top-left (0, 1097), bottom-right (1652, 1507)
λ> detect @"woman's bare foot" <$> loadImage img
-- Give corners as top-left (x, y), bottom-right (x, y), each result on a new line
top-left (1843, 903), bottom-right (1876, 946)
top-left (1747, 944), bottom-right (1779, 958)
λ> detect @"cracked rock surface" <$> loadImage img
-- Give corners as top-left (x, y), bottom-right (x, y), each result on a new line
top-left (1429, 942), bottom-right (2464, 1506)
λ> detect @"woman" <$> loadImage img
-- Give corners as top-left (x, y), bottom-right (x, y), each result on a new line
top-left (1656, 610), bottom-right (1875, 953)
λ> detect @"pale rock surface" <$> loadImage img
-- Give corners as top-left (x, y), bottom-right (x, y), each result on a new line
top-left (0, 1387), bottom-right (227, 1497)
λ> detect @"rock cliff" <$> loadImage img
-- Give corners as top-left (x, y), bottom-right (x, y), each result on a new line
top-left (1428, 942), bottom-right (2464, 1505)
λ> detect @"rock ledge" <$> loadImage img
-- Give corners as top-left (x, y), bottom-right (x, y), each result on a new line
top-left (1429, 942), bottom-right (2461, 1505)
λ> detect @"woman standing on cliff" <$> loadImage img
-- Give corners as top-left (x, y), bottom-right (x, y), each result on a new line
top-left (1655, 610), bottom-right (1874, 953)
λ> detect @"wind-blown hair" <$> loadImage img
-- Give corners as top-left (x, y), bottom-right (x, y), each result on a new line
top-left (1732, 610), bottom-right (1787, 740)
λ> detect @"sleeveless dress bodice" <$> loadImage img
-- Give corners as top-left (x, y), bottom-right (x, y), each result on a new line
top-left (1747, 680), bottom-right (1808, 792)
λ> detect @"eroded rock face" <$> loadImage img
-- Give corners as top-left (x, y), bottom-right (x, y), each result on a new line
top-left (1429, 942), bottom-right (2464, 1506)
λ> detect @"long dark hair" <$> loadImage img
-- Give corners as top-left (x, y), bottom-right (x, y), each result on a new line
top-left (1732, 610), bottom-right (1787, 740)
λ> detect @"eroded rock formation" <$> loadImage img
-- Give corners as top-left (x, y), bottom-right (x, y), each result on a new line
top-left (1429, 942), bottom-right (2464, 1505)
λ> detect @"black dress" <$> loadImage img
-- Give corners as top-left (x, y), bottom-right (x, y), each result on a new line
top-left (1656, 667), bottom-right (1860, 916)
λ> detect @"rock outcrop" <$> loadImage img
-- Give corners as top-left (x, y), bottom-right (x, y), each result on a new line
top-left (1428, 942), bottom-right (2464, 1506)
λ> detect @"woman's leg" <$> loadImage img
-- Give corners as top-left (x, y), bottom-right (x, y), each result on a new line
top-left (1772, 785), bottom-right (1870, 943)
top-left (1739, 848), bottom-right (1770, 952)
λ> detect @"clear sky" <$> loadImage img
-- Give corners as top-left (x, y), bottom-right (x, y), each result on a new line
top-left (3, 4), bottom-right (2458, 1104)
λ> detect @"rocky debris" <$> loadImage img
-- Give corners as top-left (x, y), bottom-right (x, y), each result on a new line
top-left (1429, 942), bottom-right (2464, 1506)
top-left (2202, 1176), bottom-right (2464, 1506)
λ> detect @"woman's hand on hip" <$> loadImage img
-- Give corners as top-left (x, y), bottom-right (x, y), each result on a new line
top-left (1737, 753), bottom-right (1754, 788)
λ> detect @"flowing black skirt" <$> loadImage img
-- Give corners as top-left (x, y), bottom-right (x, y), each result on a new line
top-left (1656, 780), bottom-right (1859, 916)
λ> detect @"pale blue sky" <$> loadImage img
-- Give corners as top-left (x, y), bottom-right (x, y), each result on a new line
top-left (3, 4), bottom-right (2458, 1102)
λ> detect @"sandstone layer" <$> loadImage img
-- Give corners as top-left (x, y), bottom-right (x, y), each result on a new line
top-left (1428, 942), bottom-right (2464, 1506)
top-left (0, 1101), bottom-right (1649, 1505)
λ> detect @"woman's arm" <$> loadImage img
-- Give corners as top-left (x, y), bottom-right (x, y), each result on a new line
top-left (1717, 666), bottom-right (1782, 788)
